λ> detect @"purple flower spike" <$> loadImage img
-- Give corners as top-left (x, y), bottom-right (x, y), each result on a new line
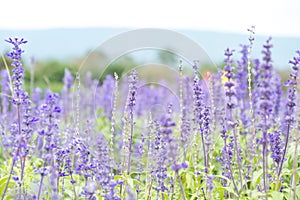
top-left (63, 69), bottom-right (74, 91)
top-left (278, 50), bottom-right (300, 178)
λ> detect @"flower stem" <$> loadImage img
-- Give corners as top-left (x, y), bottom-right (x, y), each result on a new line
top-left (200, 131), bottom-right (208, 174)
top-left (232, 127), bottom-right (243, 190)
top-left (292, 135), bottom-right (299, 199)
top-left (146, 178), bottom-right (153, 200)
top-left (176, 171), bottom-right (186, 200)
top-left (262, 114), bottom-right (269, 199)
top-left (228, 101), bottom-right (243, 191)
top-left (278, 122), bottom-right (291, 178)
top-left (221, 131), bottom-right (239, 197)
top-left (37, 174), bottom-right (45, 200)
top-left (1, 160), bottom-right (16, 200)
top-left (127, 111), bottom-right (134, 175)
top-left (70, 173), bottom-right (77, 200)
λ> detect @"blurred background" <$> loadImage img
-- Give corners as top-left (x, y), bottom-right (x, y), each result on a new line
top-left (0, 0), bottom-right (299, 91)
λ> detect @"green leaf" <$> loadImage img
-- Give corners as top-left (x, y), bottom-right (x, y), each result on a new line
top-left (185, 171), bottom-right (194, 189)
top-left (0, 176), bottom-right (16, 197)
top-left (0, 176), bottom-right (9, 195)
top-left (223, 186), bottom-right (239, 197)
top-left (162, 192), bottom-right (169, 200)
top-left (252, 169), bottom-right (263, 186)
top-left (270, 191), bottom-right (284, 200)
top-left (297, 185), bottom-right (300, 199)
top-left (34, 158), bottom-right (44, 168)
top-left (127, 177), bottom-right (134, 189)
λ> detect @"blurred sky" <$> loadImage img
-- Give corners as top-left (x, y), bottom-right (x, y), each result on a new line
top-left (0, 0), bottom-right (300, 37)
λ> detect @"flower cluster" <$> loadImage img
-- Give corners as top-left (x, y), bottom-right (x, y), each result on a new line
top-left (1, 35), bottom-right (300, 200)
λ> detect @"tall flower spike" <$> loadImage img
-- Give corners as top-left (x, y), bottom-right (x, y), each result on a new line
top-left (257, 37), bottom-right (274, 193)
top-left (246, 27), bottom-right (258, 190)
top-left (278, 50), bottom-right (300, 178)
top-left (223, 48), bottom-right (244, 192)
top-left (192, 62), bottom-right (208, 171)
top-left (2, 38), bottom-right (32, 200)
top-left (63, 69), bottom-right (73, 91)
top-left (236, 45), bottom-right (249, 133)
top-left (5, 38), bottom-right (27, 104)
top-left (128, 70), bottom-right (138, 110)
top-left (126, 70), bottom-right (138, 174)
top-left (0, 70), bottom-right (11, 115)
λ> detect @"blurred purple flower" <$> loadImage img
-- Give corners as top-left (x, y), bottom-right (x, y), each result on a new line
top-left (63, 69), bottom-right (74, 91)
top-left (236, 45), bottom-right (249, 132)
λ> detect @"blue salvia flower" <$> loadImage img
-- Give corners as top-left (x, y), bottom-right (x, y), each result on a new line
top-left (257, 37), bottom-right (274, 125)
top-left (31, 88), bottom-right (43, 123)
top-left (211, 70), bottom-right (226, 131)
top-left (21, 95), bottom-right (38, 157)
top-left (2, 38), bottom-right (40, 200)
top-left (133, 130), bottom-right (146, 195)
top-left (272, 73), bottom-right (283, 120)
top-left (5, 38), bottom-right (27, 104)
top-left (217, 121), bottom-right (232, 183)
top-left (223, 48), bottom-right (244, 191)
top-left (104, 180), bottom-right (122, 200)
top-left (74, 139), bottom-right (93, 180)
top-left (63, 68), bottom-right (74, 91)
top-left (257, 37), bottom-right (275, 192)
top-left (150, 120), bottom-right (162, 176)
top-left (219, 132), bottom-right (239, 194)
top-left (61, 69), bottom-right (73, 121)
top-left (152, 104), bottom-right (176, 195)
top-left (93, 134), bottom-right (122, 199)
top-left (125, 70), bottom-right (138, 174)
top-left (100, 74), bottom-right (115, 118)
top-left (160, 104), bottom-right (177, 160)
top-left (192, 64), bottom-right (211, 173)
top-left (128, 70), bottom-right (138, 111)
top-left (283, 51), bottom-right (300, 124)
top-left (83, 181), bottom-right (98, 199)
top-left (38, 91), bottom-right (61, 169)
top-left (202, 106), bottom-right (211, 152)
top-left (35, 91), bottom-right (61, 197)
top-left (252, 58), bottom-right (261, 112)
top-left (5, 38), bottom-right (38, 160)
top-left (135, 84), bottom-right (151, 116)
top-left (223, 48), bottom-right (236, 115)
top-left (68, 136), bottom-right (97, 198)
top-left (236, 45), bottom-right (249, 132)
top-left (278, 50), bottom-right (300, 177)
top-left (126, 186), bottom-right (136, 200)
top-left (31, 87), bottom-right (42, 106)
top-left (180, 77), bottom-right (192, 160)
top-left (0, 70), bottom-right (11, 115)
top-left (192, 65), bottom-right (203, 126)
top-left (256, 37), bottom-right (275, 127)
top-left (269, 130), bottom-right (282, 165)
top-left (206, 175), bottom-right (215, 192)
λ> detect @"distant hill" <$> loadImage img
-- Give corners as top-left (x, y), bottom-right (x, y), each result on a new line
top-left (0, 27), bottom-right (299, 69)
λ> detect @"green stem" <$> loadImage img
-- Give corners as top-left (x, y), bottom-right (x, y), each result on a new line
top-left (147, 178), bottom-right (153, 200)
top-left (37, 174), bottom-right (45, 200)
top-left (127, 111), bottom-right (134, 174)
top-left (292, 136), bottom-right (299, 199)
top-left (1, 160), bottom-right (16, 200)
top-left (278, 122), bottom-right (291, 178)
top-left (176, 171), bottom-right (186, 200)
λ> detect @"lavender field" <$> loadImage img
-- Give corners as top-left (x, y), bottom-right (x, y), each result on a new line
top-left (0, 28), bottom-right (300, 200)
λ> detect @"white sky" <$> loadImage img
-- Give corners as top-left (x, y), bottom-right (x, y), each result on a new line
top-left (0, 0), bottom-right (300, 37)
